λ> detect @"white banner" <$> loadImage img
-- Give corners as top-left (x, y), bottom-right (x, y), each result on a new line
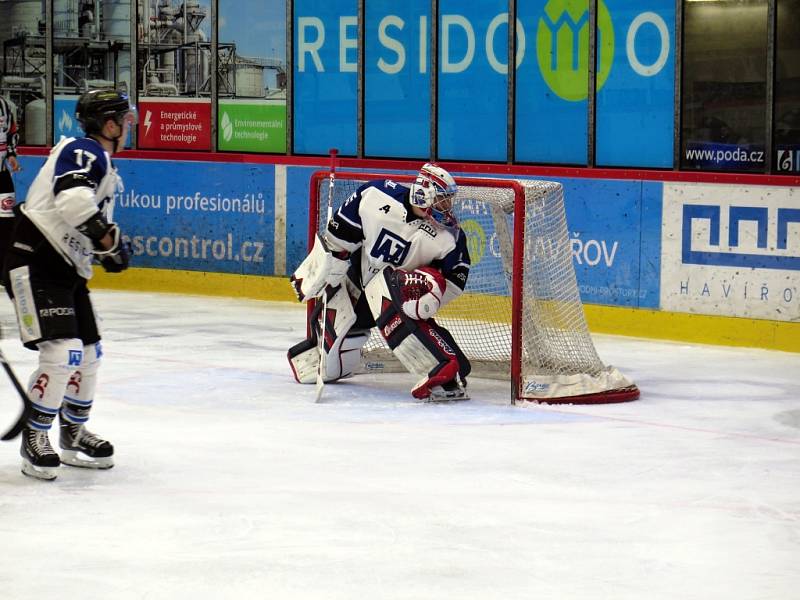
top-left (661, 183), bottom-right (800, 322)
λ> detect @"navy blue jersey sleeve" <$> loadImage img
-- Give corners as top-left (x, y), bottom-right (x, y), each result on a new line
top-left (431, 228), bottom-right (471, 291)
top-left (53, 138), bottom-right (108, 195)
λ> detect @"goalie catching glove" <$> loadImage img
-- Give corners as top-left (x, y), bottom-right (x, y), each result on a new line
top-left (77, 211), bottom-right (131, 273)
top-left (290, 233), bottom-right (350, 302)
top-left (392, 267), bottom-right (446, 320)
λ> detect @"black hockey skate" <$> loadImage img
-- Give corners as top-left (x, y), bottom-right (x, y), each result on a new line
top-left (59, 422), bottom-right (114, 469)
top-left (20, 427), bottom-right (61, 481)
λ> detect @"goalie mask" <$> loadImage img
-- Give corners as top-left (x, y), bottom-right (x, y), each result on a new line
top-left (409, 163), bottom-right (458, 226)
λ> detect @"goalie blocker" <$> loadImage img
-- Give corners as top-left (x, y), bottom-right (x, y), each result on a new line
top-left (288, 266), bottom-right (471, 402)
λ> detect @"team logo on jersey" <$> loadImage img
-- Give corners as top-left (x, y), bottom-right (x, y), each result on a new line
top-left (371, 228), bottom-right (411, 265)
top-left (418, 221), bottom-right (438, 238)
top-left (68, 349), bottom-right (83, 367)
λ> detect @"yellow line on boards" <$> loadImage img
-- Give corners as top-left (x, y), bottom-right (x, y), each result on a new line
top-left (91, 267), bottom-right (298, 303)
top-left (584, 305), bottom-right (799, 353)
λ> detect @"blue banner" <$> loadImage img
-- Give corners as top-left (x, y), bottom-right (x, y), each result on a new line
top-left (561, 177), bottom-right (661, 307)
top-left (516, 0), bottom-right (590, 165)
top-left (54, 96), bottom-right (83, 141)
top-left (365, 0), bottom-right (430, 159)
top-left (293, 0), bottom-right (357, 155)
top-left (112, 160), bottom-right (275, 275)
top-left (13, 156), bottom-right (46, 199)
top-left (285, 165), bottom-right (319, 272)
top-left (438, 0), bottom-right (508, 161)
top-left (595, 1), bottom-right (675, 168)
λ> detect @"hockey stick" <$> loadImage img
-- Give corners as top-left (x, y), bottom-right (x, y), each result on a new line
top-left (315, 148), bottom-right (338, 403)
top-left (0, 344), bottom-right (31, 441)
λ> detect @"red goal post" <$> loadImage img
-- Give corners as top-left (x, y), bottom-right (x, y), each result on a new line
top-left (306, 170), bottom-right (639, 405)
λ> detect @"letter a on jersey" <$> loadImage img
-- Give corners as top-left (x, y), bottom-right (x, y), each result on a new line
top-left (371, 228), bottom-right (411, 266)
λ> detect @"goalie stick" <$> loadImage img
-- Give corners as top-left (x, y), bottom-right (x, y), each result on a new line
top-left (0, 344), bottom-right (31, 441)
top-left (315, 148), bottom-right (338, 403)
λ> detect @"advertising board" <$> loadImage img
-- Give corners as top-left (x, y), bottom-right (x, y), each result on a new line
top-left (661, 183), bottom-right (800, 321)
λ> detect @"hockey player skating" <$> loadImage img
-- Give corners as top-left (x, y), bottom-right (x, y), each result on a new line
top-left (2, 89), bottom-right (135, 480)
top-left (0, 95), bottom-right (21, 278)
top-left (288, 163), bottom-right (472, 401)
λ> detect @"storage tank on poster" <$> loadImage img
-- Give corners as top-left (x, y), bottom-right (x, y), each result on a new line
top-left (24, 98), bottom-right (46, 145)
top-left (179, 0), bottom-right (209, 94)
top-left (101, 0), bottom-right (132, 88)
top-left (53, 0), bottom-right (79, 38)
top-left (235, 59), bottom-right (265, 98)
top-left (101, 0), bottom-right (131, 41)
top-left (183, 31), bottom-right (209, 95)
top-left (0, 0), bottom-right (42, 44)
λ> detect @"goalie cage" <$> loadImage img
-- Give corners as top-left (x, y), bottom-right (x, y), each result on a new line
top-left (306, 171), bottom-right (639, 405)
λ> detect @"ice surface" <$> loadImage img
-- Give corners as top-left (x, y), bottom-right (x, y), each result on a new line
top-left (0, 290), bottom-right (798, 600)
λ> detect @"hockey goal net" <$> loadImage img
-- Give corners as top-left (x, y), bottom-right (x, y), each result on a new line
top-left (307, 171), bottom-right (639, 404)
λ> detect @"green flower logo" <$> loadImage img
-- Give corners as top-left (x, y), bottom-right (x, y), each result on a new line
top-left (536, 0), bottom-right (614, 101)
top-left (460, 219), bottom-right (486, 265)
top-left (221, 111), bottom-right (233, 142)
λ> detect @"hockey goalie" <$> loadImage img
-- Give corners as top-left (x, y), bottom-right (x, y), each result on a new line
top-left (288, 163), bottom-right (472, 401)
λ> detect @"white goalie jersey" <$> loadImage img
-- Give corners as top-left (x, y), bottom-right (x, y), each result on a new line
top-left (325, 178), bottom-right (471, 307)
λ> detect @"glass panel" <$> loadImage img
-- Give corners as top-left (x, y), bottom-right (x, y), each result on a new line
top-left (1, 0), bottom-right (48, 145)
top-left (775, 0), bottom-right (800, 173)
top-left (596, 1), bottom-right (675, 168)
top-left (516, 0), bottom-right (589, 165)
top-left (438, 0), bottom-right (507, 162)
top-left (681, 0), bottom-right (768, 173)
top-left (137, 0), bottom-right (212, 150)
top-left (364, 0), bottom-right (430, 159)
top-left (293, 0), bottom-right (357, 156)
top-left (49, 0), bottom-right (133, 144)
top-left (218, 0), bottom-right (287, 153)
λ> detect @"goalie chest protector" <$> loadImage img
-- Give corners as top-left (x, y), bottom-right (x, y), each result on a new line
top-left (330, 180), bottom-right (467, 290)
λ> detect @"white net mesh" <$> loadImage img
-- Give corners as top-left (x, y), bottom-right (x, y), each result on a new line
top-left (312, 173), bottom-right (638, 404)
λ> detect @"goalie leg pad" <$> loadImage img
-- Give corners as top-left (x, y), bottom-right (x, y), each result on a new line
top-left (288, 337), bottom-right (320, 384)
top-left (287, 331), bottom-right (369, 385)
top-left (364, 269), bottom-right (470, 400)
top-left (332, 330), bottom-right (370, 382)
top-left (287, 300), bottom-right (324, 383)
top-left (288, 285), bottom-right (364, 384)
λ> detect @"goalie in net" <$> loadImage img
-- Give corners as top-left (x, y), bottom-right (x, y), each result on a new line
top-left (289, 165), bottom-right (639, 405)
top-left (288, 163), bottom-right (473, 401)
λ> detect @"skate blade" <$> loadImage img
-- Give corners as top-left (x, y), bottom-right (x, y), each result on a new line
top-left (60, 450), bottom-right (114, 470)
top-left (424, 391), bottom-right (470, 403)
top-left (21, 459), bottom-right (58, 481)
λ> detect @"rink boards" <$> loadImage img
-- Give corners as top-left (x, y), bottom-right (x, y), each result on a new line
top-left (12, 154), bottom-right (799, 352)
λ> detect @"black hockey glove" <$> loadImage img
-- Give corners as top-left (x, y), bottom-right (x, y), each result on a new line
top-left (77, 212), bottom-right (131, 272)
top-left (99, 238), bottom-right (131, 273)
